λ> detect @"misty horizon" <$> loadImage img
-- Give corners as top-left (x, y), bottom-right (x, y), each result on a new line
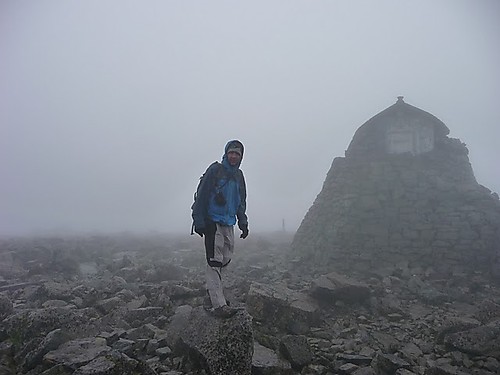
top-left (1, 1), bottom-right (499, 236)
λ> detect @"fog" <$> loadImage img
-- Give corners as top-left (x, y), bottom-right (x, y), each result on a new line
top-left (1, 1), bottom-right (499, 236)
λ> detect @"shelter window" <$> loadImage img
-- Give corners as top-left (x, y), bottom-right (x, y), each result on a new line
top-left (386, 121), bottom-right (434, 155)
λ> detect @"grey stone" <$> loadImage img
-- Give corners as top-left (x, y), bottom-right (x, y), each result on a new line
top-left (339, 362), bottom-right (359, 373)
top-left (95, 296), bottom-right (123, 314)
top-left (155, 346), bottom-right (172, 360)
top-left (399, 342), bottom-right (423, 363)
top-left (310, 272), bottom-right (371, 305)
top-left (72, 351), bottom-right (157, 375)
top-left (374, 295), bottom-right (406, 316)
top-left (252, 341), bottom-right (293, 375)
top-left (123, 307), bottom-right (164, 324)
top-left (279, 334), bottom-right (313, 370)
top-left (111, 338), bottom-right (135, 356)
top-left (395, 369), bottom-right (418, 375)
top-left (22, 328), bottom-right (69, 371)
top-left (352, 367), bottom-right (377, 375)
top-left (72, 356), bottom-right (117, 375)
top-left (175, 306), bottom-right (253, 375)
top-left (371, 331), bottom-right (401, 353)
top-left (290, 97), bottom-right (500, 278)
top-left (39, 364), bottom-right (73, 374)
top-left (144, 263), bottom-right (188, 282)
top-left (246, 282), bottom-right (320, 333)
top-left (36, 282), bottom-right (74, 302)
top-left (0, 294), bottom-right (13, 320)
top-left (125, 323), bottom-right (159, 341)
top-left (443, 319), bottom-right (500, 357)
top-left (336, 353), bottom-right (373, 366)
top-left (436, 316), bottom-right (482, 344)
top-left (41, 300), bottom-right (73, 309)
top-left (424, 363), bottom-right (470, 375)
top-left (164, 305), bottom-right (192, 349)
top-left (125, 295), bottom-right (147, 309)
top-left (473, 299), bottom-right (500, 324)
top-left (371, 353), bottom-right (411, 374)
top-left (44, 337), bottom-right (111, 368)
top-left (2, 307), bottom-right (100, 347)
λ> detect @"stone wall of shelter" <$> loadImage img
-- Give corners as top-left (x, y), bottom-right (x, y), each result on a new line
top-left (291, 137), bottom-right (500, 277)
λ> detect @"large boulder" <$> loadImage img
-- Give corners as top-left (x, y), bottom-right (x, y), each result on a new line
top-left (473, 299), bottom-right (500, 324)
top-left (35, 281), bottom-right (75, 302)
top-left (44, 337), bottom-right (112, 369)
top-left (2, 307), bottom-right (101, 348)
top-left (443, 319), bottom-right (500, 357)
top-left (43, 338), bottom-right (157, 374)
top-left (246, 282), bottom-right (320, 333)
top-left (279, 334), bottom-right (313, 370)
top-left (72, 352), bottom-right (158, 375)
top-left (309, 271), bottom-right (371, 305)
top-left (164, 305), bottom-right (193, 349)
top-left (21, 328), bottom-right (68, 372)
top-left (252, 341), bottom-right (293, 375)
top-left (370, 352), bottom-right (411, 375)
top-left (173, 306), bottom-right (253, 375)
top-left (435, 316), bottom-right (482, 344)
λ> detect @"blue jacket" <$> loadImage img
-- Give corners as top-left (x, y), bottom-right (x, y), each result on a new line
top-left (192, 141), bottom-right (248, 229)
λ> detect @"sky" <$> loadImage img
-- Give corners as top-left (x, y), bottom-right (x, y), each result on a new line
top-left (1, 1), bottom-right (499, 236)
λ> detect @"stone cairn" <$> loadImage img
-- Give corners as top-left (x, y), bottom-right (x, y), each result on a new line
top-left (291, 96), bottom-right (500, 278)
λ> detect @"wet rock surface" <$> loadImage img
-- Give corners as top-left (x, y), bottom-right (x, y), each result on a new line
top-left (0, 232), bottom-right (499, 374)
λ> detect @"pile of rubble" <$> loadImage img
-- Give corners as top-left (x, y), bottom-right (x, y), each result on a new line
top-left (0, 233), bottom-right (499, 374)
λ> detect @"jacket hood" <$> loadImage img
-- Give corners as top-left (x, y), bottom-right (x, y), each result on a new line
top-left (222, 140), bottom-right (244, 169)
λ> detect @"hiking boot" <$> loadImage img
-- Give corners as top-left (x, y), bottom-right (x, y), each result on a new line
top-left (203, 294), bottom-right (231, 310)
top-left (211, 305), bottom-right (238, 318)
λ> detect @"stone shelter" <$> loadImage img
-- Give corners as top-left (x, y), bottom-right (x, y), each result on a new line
top-left (291, 97), bottom-right (500, 277)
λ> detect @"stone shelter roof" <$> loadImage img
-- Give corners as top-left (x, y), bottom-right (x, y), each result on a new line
top-left (346, 96), bottom-right (450, 158)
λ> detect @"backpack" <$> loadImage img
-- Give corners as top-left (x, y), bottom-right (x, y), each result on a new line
top-left (190, 161), bottom-right (222, 234)
top-left (191, 162), bottom-right (218, 207)
top-left (190, 162), bottom-right (243, 234)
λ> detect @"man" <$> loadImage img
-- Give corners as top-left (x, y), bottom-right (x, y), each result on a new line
top-left (191, 140), bottom-right (249, 318)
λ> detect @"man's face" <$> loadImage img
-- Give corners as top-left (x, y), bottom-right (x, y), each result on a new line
top-left (227, 151), bottom-right (241, 166)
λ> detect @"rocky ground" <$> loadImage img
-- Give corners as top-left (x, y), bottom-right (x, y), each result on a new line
top-left (0, 232), bottom-right (499, 374)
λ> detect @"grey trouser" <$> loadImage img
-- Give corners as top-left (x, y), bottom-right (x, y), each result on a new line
top-left (204, 221), bottom-right (234, 308)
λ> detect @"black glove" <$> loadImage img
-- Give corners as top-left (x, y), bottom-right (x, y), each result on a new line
top-left (194, 226), bottom-right (205, 237)
top-left (239, 224), bottom-right (249, 239)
